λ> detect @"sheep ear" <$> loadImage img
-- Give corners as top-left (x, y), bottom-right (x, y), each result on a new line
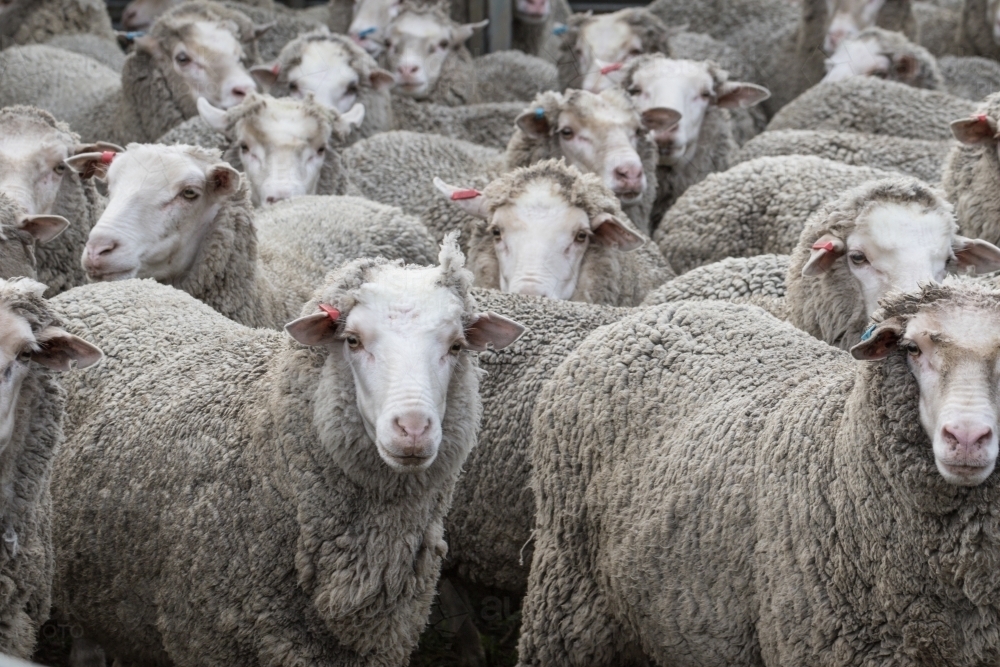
top-left (801, 234), bottom-right (846, 276)
top-left (285, 304), bottom-right (342, 346)
top-left (133, 34), bottom-right (161, 57)
top-left (17, 215), bottom-right (69, 244)
top-left (515, 106), bottom-right (552, 139)
top-left (433, 177), bottom-right (489, 219)
top-left (64, 152), bottom-right (114, 180)
top-left (31, 327), bottom-right (103, 371)
top-left (250, 63), bottom-right (280, 89)
top-left (453, 19), bottom-right (489, 45)
top-left (336, 103), bottom-right (366, 134)
top-left (370, 68), bottom-right (396, 91)
top-left (850, 319), bottom-right (903, 361)
top-left (953, 236), bottom-right (1000, 274)
top-left (72, 141), bottom-right (124, 156)
top-left (591, 213), bottom-right (644, 251)
top-left (197, 97), bottom-right (229, 132)
top-left (716, 82), bottom-right (771, 109)
top-left (465, 312), bottom-right (525, 352)
top-left (207, 164), bottom-right (240, 197)
top-left (951, 115), bottom-right (997, 144)
top-left (641, 107), bottom-right (681, 133)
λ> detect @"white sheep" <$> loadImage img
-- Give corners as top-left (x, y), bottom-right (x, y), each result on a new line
top-left (49, 245), bottom-right (523, 667)
top-left (433, 159), bottom-right (673, 305)
top-left (942, 92), bottom-right (1000, 246)
top-left (119, 0), bottom-right (273, 30)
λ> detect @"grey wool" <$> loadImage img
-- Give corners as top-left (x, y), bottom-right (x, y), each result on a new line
top-left (219, 1), bottom-right (325, 62)
top-left (958, 0), bottom-right (1000, 58)
top-left (734, 129), bottom-right (952, 184)
top-left (641, 253), bottom-right (790, 310)
top-left (0, 0), bottom-right (115, 49)
top-left (473, 50), bottom-right (559, 104)
top-left (0, 107), bottom-right (107, 296)
top-left (939, 55), bottom-right (1000, 100)
top-left (49, 262), bottom-right (484, 667)
top-left (42, 34), bottom-right (125, 72)
top-left (654, 155), bottom-right (893, 274)
top-left (464, 160), bottom-right (673, 306)
top-left (0, 1), bottom-right (262, 146)
top-left (154, 116), bottom-right (228, 151)
top-left (518, 283), bottom-right (1000, 666)
top-left (443, 289), bottom-right (628, 593)
top-left (767, 76), bottom-right (974, 141)
top-left (913, 0), bottom-right (962, 55)
top-left (0, 279), bottom-right (100, 658)
top-left (942, 92), bottom-right (1000, 245)
top-left (390, 98), bottom-right (526, 150)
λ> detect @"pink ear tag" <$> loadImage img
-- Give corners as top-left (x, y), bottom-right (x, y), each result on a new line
top-left (977, 114), bottom-right (989, 123)
top-left (318, 304), bottom-right (340, 321)
top-left (600, 62), bottom-right (623, 75)
top-left (100, 151), bottom-right (116, 165)
top-left (451, 189), bottom-right (481, 200)
top-left (811, 241), bottom-right (835, 252)
top-left (271, 64), bottom-right (280, 75)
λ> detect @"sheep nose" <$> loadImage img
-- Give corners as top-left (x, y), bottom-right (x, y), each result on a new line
top-left (394, 413), bottom-right (431, 441)
top-left (613, 163), bottom-right (644, 190)
top-left (942, 423), bottom-right (994, 451)
top-left (523, 0), bottom-right (548, 13)
top-left (265, 194), bottom-right (288, 205)
top-left (85, 240), bottom-right (117, 267)
top-left (231, 86), bottom-right (249, 100)
top-left (398, 64), bottom-right (420, 76)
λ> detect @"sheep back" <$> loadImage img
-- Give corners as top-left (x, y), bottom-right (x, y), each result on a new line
top-left (390, 98), bottom-right (524, 149)
top-left (473, 51), bottom-right (558, 103)
top-left (641, 254), bottom-right (789, 308)
top-left (0, 0), bottom-right (115, 49)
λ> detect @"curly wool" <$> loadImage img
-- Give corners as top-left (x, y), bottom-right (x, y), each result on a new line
top-left (0, 107), bottom-right (106, 296)
top-left (0, 0), bottom-right (115, 49)
top-left (518, 284), bottom-right (1000, 667)
top-left (941, 92), bottom-right (1000, 245)
top-left (390, 97), bottom-right (524, 150)
top-left (443, 289), bottom-right (628, 593)
top-left (767, 77), bottom-right (974, 140)
top-left (939, 55), bottom-right (1000, 100)
top-left (655, 156), bottom-right (894, 274)
top-left (50, 271), bottom-right (482, 667)
top-left (473, 50), bottom-right (558, 104)
top-left (0, 279), bottom-right (77, 658)
top-left (0, 196), bottom-right (42, 282)
top-left (505, 89), bottom-right (659, 233)
top-left (466, 160), bottom-right (673, 306)
top-left (219, 1), bottom-right (325, 62)
top-left (43, 34), bottom-right (125, 72)
top-left (734, 129), bottom-right (951, 184)
top-left (641, 253), bottom-right (790, 310)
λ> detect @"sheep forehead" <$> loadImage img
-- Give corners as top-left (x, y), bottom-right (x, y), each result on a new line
top-left (391, 13), bottom-right (450, 41)
top-left (496, 182), bottom-right (586, 231)
top-left (566, 95), bottom-right (637, 131)
top-left (849, 203), bottom-right (953, 256)
top-left (295, 41), bottom-right (357, 83)
top-left (0, 133), bottom-right (67, 166)
top-left (109, 147), bottom-right (209, 192)
top-left (830, 36), bottom-right (886, 70)
top-left (242, 102), bottom-right (323, 146)
top-left (184, 21), bottom-right (242, 59)
top-left (832, 0), bottom-right (883, 17)
top-left (351, 267), bottom-right (465, 334)
top-left (0, 304), bottom-right (34, 362)
top-left (580, 16), bottom-right (636, 54)
top-left (633, 60), bottom-right (714, 94)
top-left (906, 308), bottom-right (1000, 356)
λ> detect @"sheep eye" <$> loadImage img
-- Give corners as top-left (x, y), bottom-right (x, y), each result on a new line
top-left (175, 52), bottom-right (191, 65)
top-left (54, 163), bottom-right (67, 175)
top-left (346, 83), bottom-right (359, 95)
top-left (239, 143), bottom-right (249, 152)
top-left (700, 90), bottom-right (712, 99)
top-left (346, 335), bottom-right (361, 349)
top-left (490, 227), bottom-right (502, 240)
top-left (181, 188), bottom-right (199, 200)
top-left (15, 351), bottom-right (29, 364)
top-left (627, 86), bottom-right (641, 96)
top-left (558, 127), bottom-right (574, 138)
top-left (438, 39), bottom-right (449, 49)
top-left (628, 48), bottom-right (642, 56)
top-left (848, 251), bottom-right (868, 265)
top-left (289, 82), bottom-right (299, 92)
top-left (316, 145), bottom-right (326, 156)
top-left (903, 341), bottom-right (921, 356)
top-left (575, 230), bottom-right (589, 243)
top-left (449, 341), bottom-right (463, 354)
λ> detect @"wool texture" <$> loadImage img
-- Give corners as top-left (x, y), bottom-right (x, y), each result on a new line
top-left (941, 93), bottom-right (1000, 245)
top-left (43, 34), bottom-right (125, 72)
top-left (939, 55), bottom-right (1000, 100)
top-left (473, 51), bottom-right (558, 104)
top-left (0, 0), bottom-right (115, 49)
top-left (0, 196), bottom-right (43, 281)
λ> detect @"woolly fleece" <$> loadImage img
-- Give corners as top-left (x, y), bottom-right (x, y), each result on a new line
top-left (0, 0), bottom-right (115, 49)
top-left (0, 197), bottom-right (42, 282)
top-left (941, 92), bottom-right (1000, 245)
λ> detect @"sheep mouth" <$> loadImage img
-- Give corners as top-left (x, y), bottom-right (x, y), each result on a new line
top-left (615, 190), bottom-right (642, 204)
top-left (87, 269), bottom-right (136, 282)
top-left (937, 458), bottom-right (995, 484)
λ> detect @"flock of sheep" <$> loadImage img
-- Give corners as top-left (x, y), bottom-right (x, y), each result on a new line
top-left (3, 0), bottom-right (1000, 664)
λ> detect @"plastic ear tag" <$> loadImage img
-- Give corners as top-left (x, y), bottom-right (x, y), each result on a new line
top-left (451, 189), bottom-right (481, 200)
top-left (318, 304), bottom-right (340, 322)
top-left (100, 151), bottom-right (116, 165)
top-left (552, 24), bottom-right (567, 36)
top-left (600, 62), bottom-right (623, 75)
top-left (534, 107), bottom-right (545, 118)
top-left (358, 27), bottom-right (377, 38)
top-left (271, 64), bottom-right (280, 75)
top-left (811, 241), bottom-right (835, 252)
top-left (977, 114), bottom-right (989, 123)
top-left (861, 323), bottom-right (876, 342)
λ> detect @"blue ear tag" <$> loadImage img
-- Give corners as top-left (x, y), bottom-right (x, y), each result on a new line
top-left (553, 24), bottom-right (567, 36)
top-left (534, 107), bottom-right (545, 119)
top-left (358, 27), bottom-right (377, 38)
top-left (861, 323), bottom-right (877, 342)
top-left (124, 31), bottom-right (145, 39)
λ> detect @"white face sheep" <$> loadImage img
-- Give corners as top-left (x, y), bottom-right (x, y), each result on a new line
top-left (72, 144), bottom-right (240, 282)
top-left (198, 94), bottom-right (364, 205)
top-left (434, 162), bottom-right (646, 300)
top-left (821, 27), bottom-right (941, 90)
top-left (824, 0), bottom-right (886, 52)
top-left (383, 3), bottom-right (487, 99)
top-left (348, 0), bottom-right (403, 56)
top-left (623, 57), bottom-right (768, 165)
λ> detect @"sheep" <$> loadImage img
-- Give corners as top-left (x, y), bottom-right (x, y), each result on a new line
top-left (42, 34), bottom-right (126, 72)
top-left (218, 1), bottom-right (328, 63)
top-left (942, 92), bottom-right (1000, 246)
top-left (433, 160), bottom-right (673, 305)
top-left (66, 143), bottom-right (438, 330)
top-left (344, 88), bottom-right (675, 235)
top-left (0, 0), bottom-right (115, 50)
top-left (388, 98), bottom-right (529, 150)
top-left (0, 277), bottom-right (102, 659)
top-left (767, 76), bottom-right (975, 140)
top-left (196, 93), bottom-right (365, 205)
top-left (734, 130), bottom-right (952, 183)
top-left (518, 280), bottom-right (1000, 667)
top-left (620, 55), bottom-right (770, 223)
top-left (0, 194), bottom-right (74, 282)
top-left (654, 156), bottom-right (894, 274)
top-left (0, 106), bottom-right (113, 295)
top-left (0, 1), bottom-right (262, 146)
top-left (49, 244), bottom-right (524, 667)
top-left (821, 27), bottom-right (1000, 100)
top-left (120, 0), bottom-right (274, 30)
top-left (250, 28), bottom-right (395, 141)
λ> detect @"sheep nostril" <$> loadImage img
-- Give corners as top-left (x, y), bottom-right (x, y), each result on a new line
top-left (98, 243), bottom-right (117, 257)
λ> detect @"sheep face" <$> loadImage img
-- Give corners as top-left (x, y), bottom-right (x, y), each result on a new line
top-left (285, 249), bottom-right (524, 472)
top-left (625, 57), bottom-right (768, 166)
top-left (514, 0), bottom-right (550, 24)
top-left (822, 33), bottom-right (922, 86)
top-left (384, 10), bottom-right (486, 99)
top-left (0, 124), bottom-right (71, 217)
top-left (824, 0), bottom-right (886, 53)
top-left (198, 95), bottom-right (364, 206)
top-left (122, 0), bottom-right (180, 31)
top-left (286, 41), bottom-right (368, 113)
top-left (139, 19), bottom-right (257, 110)
top-left (853, 290), bottom-right (1000, 486)
top-left (76, 145), bottom-right (240, 283)
top-left (568, 13), bottom-right (646, 92)
top-left (349, 0), bottom-right (403, 57)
